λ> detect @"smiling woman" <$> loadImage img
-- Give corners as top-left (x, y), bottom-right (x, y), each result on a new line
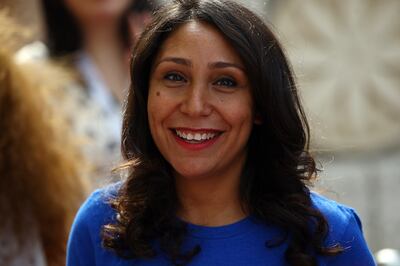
top-left (66, 0), bottom-right (375, 265)
top-left (147, 21), bottom-right (254, 183)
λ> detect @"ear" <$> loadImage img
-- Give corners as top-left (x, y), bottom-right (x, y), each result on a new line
top-left (254, 114), bottom-right (263, 125)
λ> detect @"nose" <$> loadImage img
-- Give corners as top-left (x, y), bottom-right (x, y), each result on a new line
top-left (179, 83), bottom-right (212, 117)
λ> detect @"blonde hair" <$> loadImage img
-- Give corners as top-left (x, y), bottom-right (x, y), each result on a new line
top-left (0, 11), bottom-right (89, 265)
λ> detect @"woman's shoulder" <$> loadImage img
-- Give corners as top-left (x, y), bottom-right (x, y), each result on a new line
top-left (75, 182), bottom-right (122, 221)
top-left (310, 191), bottom-right (375, 265)
top-left (69, 182), bottom-right (122, 239)
top-left (67, 182), bottom-right (123, 265)
top-left (309, 191), bottom-right (363, 239)
top-left (310, 191), bottom-right (359, 227)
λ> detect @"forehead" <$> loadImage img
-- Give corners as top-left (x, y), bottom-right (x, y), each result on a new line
top-left (154, 21), bottom-right (244, 65)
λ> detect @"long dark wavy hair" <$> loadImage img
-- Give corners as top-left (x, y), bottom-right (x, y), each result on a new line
top-left (103, 0), bottom-right (343, 265)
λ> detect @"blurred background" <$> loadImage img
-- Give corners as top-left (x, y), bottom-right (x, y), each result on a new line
top-left (1, 0), bottom-right (399, 263)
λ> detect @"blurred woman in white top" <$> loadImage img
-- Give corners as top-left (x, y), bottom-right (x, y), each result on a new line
top-left (40, 0), bottom-right (154, 185)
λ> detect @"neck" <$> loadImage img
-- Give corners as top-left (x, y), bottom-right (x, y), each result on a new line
top-left (176, 165), bottom-right (247, 227)
top-left (81, 18), bottom-right (122, 47)
top-left (81, 20), bottom-right (129, 102)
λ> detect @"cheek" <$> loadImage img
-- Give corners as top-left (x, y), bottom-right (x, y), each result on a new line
top-left (147, 102), bottom-right (159, 133)
top-left (223, 97), bottom-right (254, 128)
top-left (147, 82), bottom-right (160, 112)
top-left (147, 89), bottom-right (172, 131)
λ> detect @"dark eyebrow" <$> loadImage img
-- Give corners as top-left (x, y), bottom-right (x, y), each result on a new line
top-left (154, 57), bottom-right (245, 72)
top-left (154, 57), bottom-right (192, 68)
top-left (208, 61), bottom-right (245, 71)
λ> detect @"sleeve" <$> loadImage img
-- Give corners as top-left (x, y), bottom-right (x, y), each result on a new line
top-left (326, 209), bottom-right (376, 266)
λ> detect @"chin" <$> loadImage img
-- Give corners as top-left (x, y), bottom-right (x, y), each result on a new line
top-left (173, 167), bottom-right (212, 180)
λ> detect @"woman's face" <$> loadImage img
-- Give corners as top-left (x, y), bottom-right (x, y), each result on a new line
top-left (64, 0), bottom-right (132, 23)
top-left (147, 21), bottom-right (255, 181)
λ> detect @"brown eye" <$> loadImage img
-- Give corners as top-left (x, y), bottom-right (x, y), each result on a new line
top-left (214, 77), bottom-right (237, 87)
top-left (164, 73), bottom-right (186, 82)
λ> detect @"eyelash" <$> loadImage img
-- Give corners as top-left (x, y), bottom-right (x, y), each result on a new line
top-left (164, 73), bottom-right (186, 82)
top-left (163, 73), bottom-right (238, 88)
top-left (213, 77), bottom-right (237, 88)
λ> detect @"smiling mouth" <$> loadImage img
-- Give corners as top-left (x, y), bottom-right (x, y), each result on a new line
top-left (172, 128), bottom-right (222, 143)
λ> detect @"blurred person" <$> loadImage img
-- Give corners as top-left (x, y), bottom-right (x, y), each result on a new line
top-left (67, 0), bottom-right (375, 265)
top-left (128, 0), bottom-right (154, 44)
top-left (40, 0), bottom-right (155, 185)
top-left (0, 13), bottom-right (88, 266)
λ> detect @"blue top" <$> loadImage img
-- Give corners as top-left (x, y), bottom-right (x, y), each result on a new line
top-left (67, 184), bottom-right (376, 266)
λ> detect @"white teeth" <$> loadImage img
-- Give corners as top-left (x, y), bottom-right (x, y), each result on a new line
top-left (194, 133), bottom-right (201, 141)
top-left (175, 130), bottom-right (218, 141)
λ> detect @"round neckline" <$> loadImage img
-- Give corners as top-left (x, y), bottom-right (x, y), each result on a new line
top-left (185, 216), bottom-right (260, 239)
